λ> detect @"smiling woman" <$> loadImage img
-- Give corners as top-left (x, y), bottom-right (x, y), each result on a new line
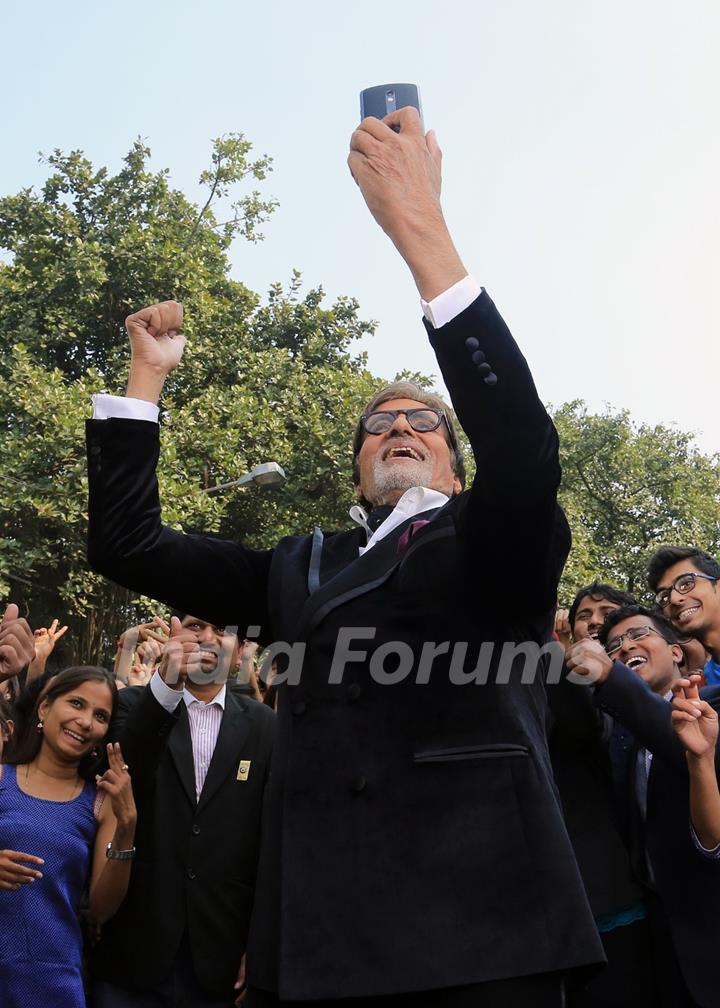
top-left (0, 666), bottom-right (136, 1008)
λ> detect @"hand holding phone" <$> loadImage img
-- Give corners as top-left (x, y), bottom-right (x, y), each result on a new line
top-left (359, 84), bottom-right (423, 132)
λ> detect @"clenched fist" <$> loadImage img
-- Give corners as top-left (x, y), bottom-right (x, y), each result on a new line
top-left (0, 604), bottom-right (35, 682)
top-left (125, 301), bottom-right (186, 405)
top-left (565, 638), bottom-right (613, 686)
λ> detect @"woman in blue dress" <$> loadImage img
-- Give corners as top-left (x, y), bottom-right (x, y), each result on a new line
top-left (0, 665), bottom-right (136, 1007)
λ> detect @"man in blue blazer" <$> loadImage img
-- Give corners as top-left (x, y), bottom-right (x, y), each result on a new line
top-left (86, 108), bottom-right (603, 1005)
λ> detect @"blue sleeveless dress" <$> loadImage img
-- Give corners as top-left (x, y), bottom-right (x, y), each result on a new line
top-left (0, 763), bottom-right (97, 1007)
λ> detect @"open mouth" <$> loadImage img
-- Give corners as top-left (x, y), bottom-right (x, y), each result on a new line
top-left (626, 655), bottom-right (648, 672)
top-left (382, 445), bottom-right (424, 462)
top-left (63, 728), bottom-right (88, 745)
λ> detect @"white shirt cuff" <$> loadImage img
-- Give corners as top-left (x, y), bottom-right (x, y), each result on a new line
top-left (92, 393), bottom-right (159, 424)
top-left (150, 670), bottom-right (184, 711)
top-left (421, 275), bottom-right (482, 329)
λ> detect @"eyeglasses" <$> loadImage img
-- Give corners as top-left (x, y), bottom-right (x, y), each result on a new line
top-left (654, 572), bottom-right (718, 610)
top-left (605, 625), bottom-right (664, 657)
top-left (360, 408), bottom-right (445, 436)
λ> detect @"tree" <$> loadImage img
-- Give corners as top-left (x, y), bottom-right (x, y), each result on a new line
top-left (554, 400), bottom-right (720, 601)
top-left (0, 139), bottom-right (379, 665)
top-left (3, 139), bottom-right (719, 665)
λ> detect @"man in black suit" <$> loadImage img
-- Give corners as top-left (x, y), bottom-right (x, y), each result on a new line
top-left (91, 614), bottom-right (275, 1007)
top-left (548, 584), bottom-right (656, 1007)
top-left (567, 604), bottom-right (720, 1008)
top-left (87, 108), bottom-right (603, 1005)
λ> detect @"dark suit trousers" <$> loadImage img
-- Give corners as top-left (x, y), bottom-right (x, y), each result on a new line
top-left (91, 934), bottom-right (236, 1008)
top-left (246, 974), bottom-right (565, 1007)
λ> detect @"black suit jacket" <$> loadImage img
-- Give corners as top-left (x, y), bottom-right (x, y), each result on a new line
top-left (596, 662), bottom-right (720, 1008)
top-left (90, 683), bottom-right (275, 995)
top-left (87, 292), bottom-right (603, 999)
top-left (546, 670), bottom-right (646, 918)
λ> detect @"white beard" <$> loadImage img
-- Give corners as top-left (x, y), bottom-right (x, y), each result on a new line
top-left (369, 456), bottom-right (434, 503)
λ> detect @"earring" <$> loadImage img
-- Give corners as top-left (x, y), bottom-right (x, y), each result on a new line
top-left (91, 748), bottom-right (98, 758)
top-left (36, 719), bottom-right (44, 732)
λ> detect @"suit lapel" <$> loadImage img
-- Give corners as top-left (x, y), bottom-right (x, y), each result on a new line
top-left (167, 703), bottom-right (197, 808)
top-left (318, 526), bottom-right (365, 587)
top-left (196, 693), bottom-right (251, 814)
top-left (296, 508), bottom-right (443, 640)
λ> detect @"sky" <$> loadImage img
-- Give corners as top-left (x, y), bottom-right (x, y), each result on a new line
top-left (3, 0), bottom-right (719, 453)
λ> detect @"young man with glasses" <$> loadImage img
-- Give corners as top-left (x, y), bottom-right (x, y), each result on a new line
top-left (648, 546), bottom-right (720, 685)
top-left (567, 605), bottom-right (720, 1008)
top-left (86, 107), bottom-right (604, 1006)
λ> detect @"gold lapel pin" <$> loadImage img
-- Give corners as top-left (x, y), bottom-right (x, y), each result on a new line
top-left (237, 760), bottom-right (251, 782)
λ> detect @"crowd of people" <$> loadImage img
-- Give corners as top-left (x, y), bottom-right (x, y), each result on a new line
top-left (1, 549), bottom-right (719, 1007)
top-left (2, 108), bottom-right (720, 1007)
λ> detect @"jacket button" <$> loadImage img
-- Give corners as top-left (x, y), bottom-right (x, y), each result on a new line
top-left (347, 684), bottom-right (362, 701)
top-left (192, 824), bottom-right (200, 835)
top-left (484, 372), bottom-right (498, 386)
top-left (187, 868), bottom-right (196, 880)
top-left (89, 445), bottom-right (101, 456)
top-left (292, 701), bottom-right (307, 716)
top-left (464, 337), bottom-right (479, 352)
top-left (351, 775), bottom-right (367, 793)
top-left (471, 350), bottom-right (486, 365)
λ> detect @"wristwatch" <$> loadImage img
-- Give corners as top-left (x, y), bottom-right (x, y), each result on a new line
top-left (106, 842), bottom-right (136, 860)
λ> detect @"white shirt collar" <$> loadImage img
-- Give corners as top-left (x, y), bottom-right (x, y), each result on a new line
top-left (350, 486), bottom-right (450, 555)
top-left (183, 683), bottom-right (227, 709)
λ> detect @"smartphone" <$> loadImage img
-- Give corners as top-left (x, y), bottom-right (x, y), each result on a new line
top-left (359, 83), bottom-right (424, 131)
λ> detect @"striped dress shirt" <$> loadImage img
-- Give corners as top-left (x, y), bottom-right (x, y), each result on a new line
top-left (150, 672), bottom-right (226, 801)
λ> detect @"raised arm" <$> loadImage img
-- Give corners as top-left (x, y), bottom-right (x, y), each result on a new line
top-left (86, 303), bottom-right (273, 634)
top-left (348, 108), bottom-right (568, 608)
top-left (671, 675), bottom-right (720, 853)
top-left (89, 742), bottom-right (137, 925)
top-left (567, 640), bottom-right (683, 764)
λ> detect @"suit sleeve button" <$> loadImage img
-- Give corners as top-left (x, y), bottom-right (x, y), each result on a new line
top-left (471, 350), bottom-right (486, 365)
top-left (351, 775), bottom-right (367, 793)
top-left (483, 372), bottom-right (498, 386)
top-left (464, 337), bottom-right (479, 352)
top-left (89, 445), bottom-right (101, 456)
top-left (347, 684), bottom-right (362, 701)
top-left (476, 362), bottom-right (491, 377)
top-left (292, 701), bottom-right (307, 716)
top-left (192, 824), bottom-right (200, 835)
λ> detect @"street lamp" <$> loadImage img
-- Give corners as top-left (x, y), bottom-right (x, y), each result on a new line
top-left (202, 461), bottom-right (286, 495)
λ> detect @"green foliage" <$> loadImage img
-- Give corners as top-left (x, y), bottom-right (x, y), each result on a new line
top-left (0, 138), bottom-right (378, 664)
top-left (2, 135), bottom-right (718, 664)
top-left (0, 136), bottom-right (273, 384)
top-left (554, 400), bottom-right (720, 601)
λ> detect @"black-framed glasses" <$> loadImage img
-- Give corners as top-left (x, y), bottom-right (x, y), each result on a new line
top-left (654, 572), bottom-right (718, 610)
top-left (360, 408), bottom-right (445, 436)
top-left (605, 625), bottom-right (663, 657)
